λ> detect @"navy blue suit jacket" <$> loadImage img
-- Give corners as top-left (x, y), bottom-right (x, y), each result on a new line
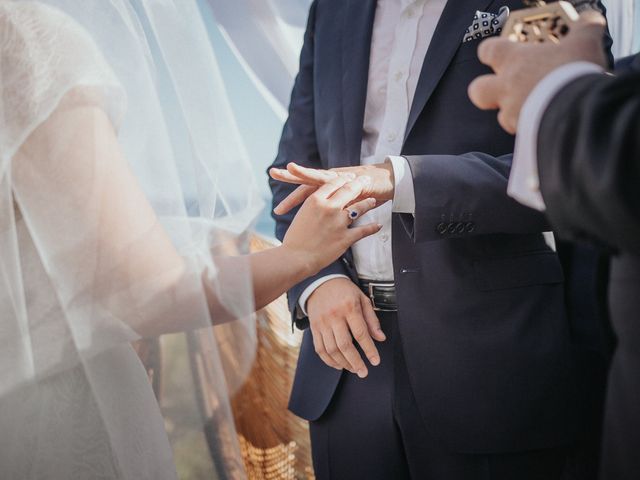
top-left (269, 0), bottom-right (612, 454)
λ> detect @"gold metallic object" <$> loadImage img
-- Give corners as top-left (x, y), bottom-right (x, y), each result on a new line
top-left (502, 1), bottom-right (579, 44)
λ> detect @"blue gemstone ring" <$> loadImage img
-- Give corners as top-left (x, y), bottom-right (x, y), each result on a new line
top-left (347, 209), bottom-right (359, 221)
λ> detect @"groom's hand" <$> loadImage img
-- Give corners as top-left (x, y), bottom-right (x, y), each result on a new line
top-left (307, 278), bottom-right (386, 378)
top-left (270, 162), bottom-right (395, 215)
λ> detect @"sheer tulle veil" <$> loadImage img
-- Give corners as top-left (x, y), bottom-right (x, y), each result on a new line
top-left (0, 0), bottom-right (262, 478)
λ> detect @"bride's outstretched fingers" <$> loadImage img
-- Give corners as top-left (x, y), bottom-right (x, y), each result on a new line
top-left (273, 184), bottom-right (317, 215)
top-left (346, 221), bottom-right (384, 244)
top-left (272, 161), bottom-right (395, 215)
top-left (271, 164), bottom-right (358, 215)
top-left (345, 198), bottom-right (377, 221)
top-left (274, 172), bottom-right (372, 216)
top-left (282, 176), bottom-right (382, 276)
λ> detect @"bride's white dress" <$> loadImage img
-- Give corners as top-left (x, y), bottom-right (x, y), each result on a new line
top-left (0, 2), bottom-right (232, 479)
top-left (0, 4), bottom-right (178, 478)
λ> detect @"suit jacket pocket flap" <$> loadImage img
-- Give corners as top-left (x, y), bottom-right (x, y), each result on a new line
top-left (474, 252), bottom-right (564, 291)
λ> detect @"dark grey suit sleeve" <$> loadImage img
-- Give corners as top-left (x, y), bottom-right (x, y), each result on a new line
top-left (268, 1), bottom-right (354, 329)
top-left (400, 153), bottom-right (552, 243)
top-left (537, 64), bottom-right (640, 253)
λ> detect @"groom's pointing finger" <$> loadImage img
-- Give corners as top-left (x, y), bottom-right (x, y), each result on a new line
top-left (270, 167), bottom-right (297, 182)
top-left (287, 162), bottom-right (342, 184)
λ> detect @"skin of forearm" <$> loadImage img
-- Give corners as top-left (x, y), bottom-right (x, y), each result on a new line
top-left (249, 245), bottom-right (315, 310)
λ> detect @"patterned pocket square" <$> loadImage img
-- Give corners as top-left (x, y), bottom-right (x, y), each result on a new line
top-left (463, 6), bottom-right (510, 43)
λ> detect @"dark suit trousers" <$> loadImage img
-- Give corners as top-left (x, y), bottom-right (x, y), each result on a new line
top-left (600, 254), bottom-right (640, 480)
top-left (309, 312), bottom-right (571, 480)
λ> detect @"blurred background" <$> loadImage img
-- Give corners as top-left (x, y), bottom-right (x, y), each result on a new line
top-left (197, 0), bottom-right (312, 238)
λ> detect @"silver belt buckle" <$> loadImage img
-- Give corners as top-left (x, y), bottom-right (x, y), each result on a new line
top-left (367, 281), bottom-right (396, 312)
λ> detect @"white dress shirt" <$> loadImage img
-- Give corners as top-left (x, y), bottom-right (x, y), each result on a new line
top-left (509, 61), bottom-right (607, 211)
top-left (299, 0), bottom-right (448, 314)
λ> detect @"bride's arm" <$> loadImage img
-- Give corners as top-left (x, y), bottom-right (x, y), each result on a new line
top-left (12, 96), bottom-right (194, 337)
top-left (12, 95), bottom-right (379, 338)
top-left (248, 182), bottom-right (380, 310)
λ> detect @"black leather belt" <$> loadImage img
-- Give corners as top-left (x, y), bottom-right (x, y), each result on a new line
top-left (359, 280), bottom-right (397, 312)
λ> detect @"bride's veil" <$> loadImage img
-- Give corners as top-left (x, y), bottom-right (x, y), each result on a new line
top-left (0, 0), bottom-right (261, 478)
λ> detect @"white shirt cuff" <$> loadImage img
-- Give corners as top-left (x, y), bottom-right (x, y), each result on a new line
top-left (509, 61), bottom-right (606, 211)
top-left (297, 274), bottom-right (350, 317)
top-left (387, 156), bottom-right (416, 214)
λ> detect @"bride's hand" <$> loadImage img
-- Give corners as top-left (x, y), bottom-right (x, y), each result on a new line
top-left (280, 176), bottom-right (381, 276)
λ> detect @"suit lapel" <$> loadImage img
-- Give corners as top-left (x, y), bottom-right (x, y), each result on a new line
top-left (404, 0), bottom-right (495, 142)
top-left (341, 0), bottom-right (378, 166)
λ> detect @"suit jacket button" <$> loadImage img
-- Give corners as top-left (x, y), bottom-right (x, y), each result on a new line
top-left (436, 222), bottom-right (447, 234)
top-left (455, 222), bottom-right (466, 234)
top-left (465, 222), bottom-right (475, 233)
top-left (447, 222), bottom-right (457, 234)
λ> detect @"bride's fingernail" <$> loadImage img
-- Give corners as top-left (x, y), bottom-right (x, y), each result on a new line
top-left (369, 198), bottom-right (377, 206)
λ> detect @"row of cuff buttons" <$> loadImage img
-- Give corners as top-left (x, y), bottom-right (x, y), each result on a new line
top-left (436, 221), bottom-right (476, 235)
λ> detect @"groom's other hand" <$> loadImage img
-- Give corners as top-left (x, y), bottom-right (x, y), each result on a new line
top-left (270, 162), bottom-right (395, 215)
top-left (307, 277), bottom-right (386, 378)
top-left (468, 11), bottom-right (608, 134)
